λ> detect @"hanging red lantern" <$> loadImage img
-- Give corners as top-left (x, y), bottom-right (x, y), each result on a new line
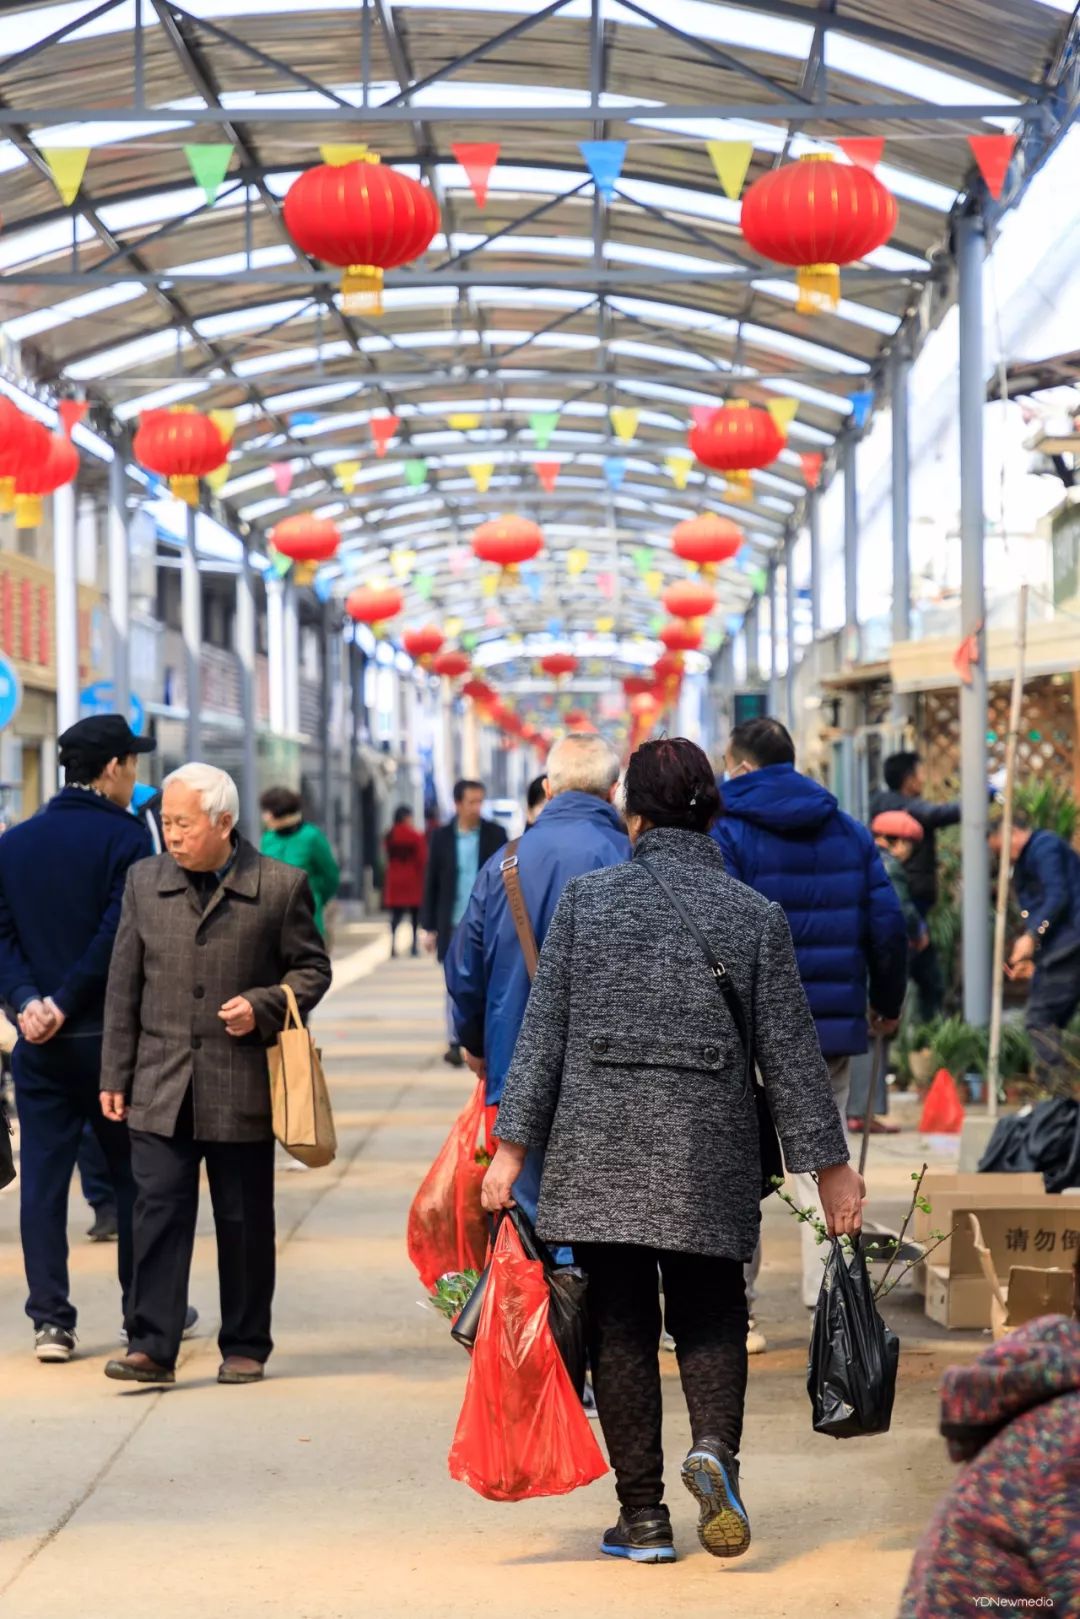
top-left (403, 624), bottom-right (445, 664)
top-left (269, 514), bottom-right (341, 566)
top-left (740, 154), bottom-right (898, 314)
top-left (14, 428), bottom-right (78, 529)
top-left (688, 404), bottom-right (784, 498)
top-left (471, 515), bottom-right (544, 571)
top-left (462, 677), bottom-right (496, 704)
top-left (0, 400), bottom-right (34, 515)
top-left (133, 409), bottom-right (228, 505)
top-left (345, 584), bottom-right (404, 626)
top-left (283, 155), bottom-right (440, 315)
top-left (663, 579), bottom-right (717, 621)
top-left (431, 649), bottom-right (471, 680)
top-left (539, 652), bottom-right (578, 680)
top-left (659, 620), bottom-right (703, 653)
top-left (564, 709), bottom-right (595, 733)
top-left (653, 652), bottom-right (685, 684)
top-left (622, 674), bottom-right (654, 699)
top-left (671, 514), bottom-right (742, 575)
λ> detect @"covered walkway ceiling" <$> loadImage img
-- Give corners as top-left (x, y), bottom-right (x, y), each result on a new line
top-left (0, 0), bottom-right (1077, 656)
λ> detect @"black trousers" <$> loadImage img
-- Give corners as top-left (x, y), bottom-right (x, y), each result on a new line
top-left (128, 1090), bottom-right (276, 1370)
top-left (574, 1242), bottom-right (749, 1510)
top-left (1026, 952), bottom-right (1080, 1095)
top-left (389, 906), bottom-right (420, 950)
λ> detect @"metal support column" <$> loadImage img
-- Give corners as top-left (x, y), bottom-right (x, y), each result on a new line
top-left (890, 343), bottom-right (912, 727)
top-left (181, 505), bottom-right (201, 758)
top-left (349, 635), bottom-right (364, 895)
top-left (745, 600), bottom-right (759, 683)
top-left (283, 581), bottom-right (300, 738)
top-left (266, 577), bottom-right (286, 736)
top-left (784, 535), bottom-right (797, 732)
top-left (53, 483), bottom-right (80, 734)
top-left (108, 449), bottom-right (130, 725)
top-left (235, 548), bottom-right (260, 842)
top-left (808, 490), bottom-right (822, 638)
top-left (319, 597), bottom-right (332, 826)
top-left (957, 208), bottom-right (991, 1027)
top-left (843, 433), bottom-right (859, 664)
top-left (766, 564), bottom-right (780, 715)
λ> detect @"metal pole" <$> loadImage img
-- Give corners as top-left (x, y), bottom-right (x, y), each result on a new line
top-left (957, 207), bottom-right (991, 1028)
top-left (266, 576), bottom-right (286, 736)
top-left (890, 345), bottom-right (911, 645)
top-left (108, 449), bottom-right (131, 725)
top-left (843, 433), bottom-right (859, 665)
top-left (53, 483), bottom-right (80, 734)
top-left (986, 584), bottom-right (1028, 1119)
top-left (283, 581), bottom-right (300, 738)
top-left (235, 547), bottom-right (260, 842)
top-left (784, 535), bottom-right (797, 731)
top-left (808, 489), bottom-right (822, 638)
top-left (319, 597), bottom-right (332, 827)
top-left (767, 564), bottom-right (780, 715)
top-left (181, 504), bottom-right (201, 758)
top-left (349, 637), bottom-right (363, 894)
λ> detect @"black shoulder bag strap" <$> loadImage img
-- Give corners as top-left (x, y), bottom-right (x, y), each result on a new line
top-left (637, 855), bottom-right (784, 1200)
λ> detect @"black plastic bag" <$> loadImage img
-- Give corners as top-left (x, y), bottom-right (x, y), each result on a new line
top-left (979, 1098), bottom-right (1080, 1193)
top-left (0, 1099), bottom-right (14, 1192)
top-left (451, 1207), bottom-right (589, 1399)
top-left (808, 1234), bottom-right (899, 1439)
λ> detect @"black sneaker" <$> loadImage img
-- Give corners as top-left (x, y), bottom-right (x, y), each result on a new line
top-left (86, 1208), bottom-right (119, 1242)
top-left (35, 1325), bottom-right (76, 1363)
top-left (601, 1505), bottom-right (676, 1565)
top-left (682, 1437), bottom-right (751, 1558)
top-left (443, 1044), bottom-right (465, 1068)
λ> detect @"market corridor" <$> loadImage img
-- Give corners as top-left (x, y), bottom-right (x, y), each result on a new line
top-left (0, 947), bottom-right (954, 1619)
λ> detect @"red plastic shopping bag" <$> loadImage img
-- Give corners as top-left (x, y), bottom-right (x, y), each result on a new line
top-left (919, 1068), bottom-right (965, 1134)
top-left (407, 1079), bottom-right (497, 1289)
top-left (448, 1217), bottom-right (608, 1501)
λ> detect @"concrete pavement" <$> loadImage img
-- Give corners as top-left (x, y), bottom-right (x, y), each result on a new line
top-left (0, 944), bottom-right (964, 1619)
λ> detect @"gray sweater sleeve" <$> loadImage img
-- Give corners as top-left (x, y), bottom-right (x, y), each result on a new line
top-left (493, 881), bottom-right (576, 1150)
top-left (752, 903), bottom-right (850, 1174)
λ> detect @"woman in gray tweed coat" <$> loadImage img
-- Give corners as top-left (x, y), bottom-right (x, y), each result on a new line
top-left (483, 738), bottom-right (863, 1567)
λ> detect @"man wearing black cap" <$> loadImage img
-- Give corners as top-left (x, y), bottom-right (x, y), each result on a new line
top-left (0, 714), bottom-right (155, 1362)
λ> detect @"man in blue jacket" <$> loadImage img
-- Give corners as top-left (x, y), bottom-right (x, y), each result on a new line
top-left (446, 733), bottom-right (628, 1236)
top-left (991, 816), bottom-right (1080, 1093)
top-left (713, 716), bottom-right (908, 1311)
top-left (0, 714), bottom-right (154, 1362)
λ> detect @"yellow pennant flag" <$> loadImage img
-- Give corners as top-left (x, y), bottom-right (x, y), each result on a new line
top-left (481, 573), bottom-right (499, 599)
top-left (766, 397), bottom-right (799, 434)
top-left (566, 547), bottom-right (589, 577)
top-left (209, 408), bottom-right (237, 446)
top-left (390, 548), bottom-right (416, 579)
top-left (706, 140), bottom-right (754, 201)
top-left (469, 462), bottom-right (495, 494)
top-left (444, 616), bottom-right (463, 638)
top-left (450, 413), bottom-right (482, 430)
top-left (665, 453), bottom-right (693, 491)
top-left (610, 406), bottom-right (639, 442)
top-left (645, 569), bottom-right (664, 597)
top-left (320, 144), bottom-right (371, 167)
top-left (334, 460), bottom-right (361, 494)
top-left (594, 615), bottom-right (615, 634)
top-left (42, 147), bottom-right (90, 207)
top-left (205, 464), bottom-right (230, 493)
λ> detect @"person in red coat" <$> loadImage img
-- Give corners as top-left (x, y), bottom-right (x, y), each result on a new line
top-left (383, 807), bottom-right (427, 956)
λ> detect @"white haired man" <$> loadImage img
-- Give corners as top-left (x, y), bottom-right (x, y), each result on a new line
top-left (100, 764), bottom-right (332, 1386)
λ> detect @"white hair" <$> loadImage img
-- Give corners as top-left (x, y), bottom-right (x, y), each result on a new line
top-left (163, 762), bottom-right (240, 825)
top-left (545, 733), bottom-right (621, 798)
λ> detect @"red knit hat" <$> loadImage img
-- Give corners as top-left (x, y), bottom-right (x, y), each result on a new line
top-left (871, 810), bottom-right (924, 843)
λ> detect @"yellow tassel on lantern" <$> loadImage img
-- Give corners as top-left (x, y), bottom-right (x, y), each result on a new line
top-left (293, 561), bottom-right (317, 586)
top-left (796, 263), bottom-right (841, 314)
top-left (342, 265), bottom-right (384, 316)
top-left (0, 477), bottom-right (14, 514)
top-left (725, 471), bottom-right (752, 502)
top-left (169, 474), bottom-right (200, 505)
top-left (15, 493), bottom-right (42, 529)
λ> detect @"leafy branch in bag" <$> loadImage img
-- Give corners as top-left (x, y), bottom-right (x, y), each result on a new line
top-left (426, 1269), bottom-right (481, 1320)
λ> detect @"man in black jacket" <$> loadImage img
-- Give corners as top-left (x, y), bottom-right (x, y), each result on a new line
top-left (419, 779), bottom-right (506, 1066)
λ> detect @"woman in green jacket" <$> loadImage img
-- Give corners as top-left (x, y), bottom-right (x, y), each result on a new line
top-left (259, 786), bottom-right (340, 938)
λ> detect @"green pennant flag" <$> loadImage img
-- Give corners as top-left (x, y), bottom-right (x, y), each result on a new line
top-left (633, 546), bottom-right (654, 577)
top-left (269, 546), bottom-right (292, 578)
top-left (414, 571), bottom-right (435, 601)
top-left (649, 614), bottom-right (664, 635)
top-left (184, 143), bottom-right (234, 207)
top-left (403, 458), bottom-right (429, 488)
top-left (461, 631), bottom-right (479, 652)
top-left (529, 410), bottom-right (560, 450)
top-left (751, 567), bottom-right (768, 595)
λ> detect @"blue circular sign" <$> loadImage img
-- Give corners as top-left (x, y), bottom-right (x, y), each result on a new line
top-left (0, 654), bottom-right (22, 731)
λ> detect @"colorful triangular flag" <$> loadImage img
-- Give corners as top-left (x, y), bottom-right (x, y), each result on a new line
top-left (206, 464), bottom-right (230, 494)
top-left (849, 389), bottom-right (874, 431)
top-left (835, 138), bottom-right (885, 173)
top-left (706, 139), bottom-right (754, 200)
top-left (645, 570), bottom-right (663, 598)
top-left (481, 573), bottom-right (499, 599)
top-left (603, 456), bottom-right (627, 491)
top-left (596, 570), bottom-right (616, 600)
top-left (968, 133), bottom-right (1017, 201)
top-left (390, 548), bottom-right (416, 579)
top-left (529, 410), bottom-right (560, 449)
top-left (320, 144), bottom-right (370, 167)
top-left (750, 567), bottom-right (768, 595)
top-left (371, 414), bottom-right (400, 457)
top-left (633, 546), bottom-right (654, 576)
top-left (765, 397), bottom-right (799, 435)
top-left (403, 458), bottom-right (428, 488)
top-left (535, 461), bottom-right (560, 493)
top-left (414, 571), bottom-right (435, 601)
top-left (522, 568), bottom-right (544, 602)
top-left (269, 546), bottom-right (293, 577)
top-left (800, 451), bottom-right (824, 489)
top-left (566, 548), bottom-right (589, 577)
top-left (290, 411), bottom-right (319, 429)
top-left (270, 462), bottom-right (294, 497)
top-left (690, 405), bottom-right (717, 430)
top-left (184, 143), bottom-right (234, 206)
top-left (953, 627), bottom-right (981, 685)
top-left (452, 141), bottom-right (500, 209)
top-left (449, 547), bottom-right (470, 576)
top-left (334, 461), bottom-right (361, 494)
top-left (209, 409), bottom-right (236, 447)
top-left (41, 147), bottom-right (89, 207)
top-left (594, 615), bottom-right (615, 634)
top-left (579, 139), bottom-right (626, 202)
top-left (610, 406), bottom-right (639, 442)
top-left (58, 400), bottom-right (88, 438)
top-left (665, 453), bottom-right (693, 491)
top-left (469, 462), bottom-right (495, 494)
top-left (448, 412), bottom-right (482, 430)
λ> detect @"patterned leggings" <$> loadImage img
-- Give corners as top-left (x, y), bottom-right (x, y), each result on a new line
top-left (574, 1242), bottom-right (749, 1509)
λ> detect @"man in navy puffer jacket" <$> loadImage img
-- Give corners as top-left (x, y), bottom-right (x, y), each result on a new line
top-left (712, 717), bottom-right (907, 1310)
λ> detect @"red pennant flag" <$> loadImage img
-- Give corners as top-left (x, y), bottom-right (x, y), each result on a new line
top-left (535, 461), bottom-right (560, 493)
top-left (836, 138), bottom-right (885, 173)
top-left (800, 451), bottom-right (824, 489)
top-left (690, 405), bottom-right (718, 430)
top-left (58, 399), bottom-right (88, 438)
top-left (452, 142), bottom-right (500, 209)
top-left (968, 134), bottom-right (1017, 201)
top-left (370, 414), bottom-right (400, 458)
top-left (953, 628), bottom-right (981, 686)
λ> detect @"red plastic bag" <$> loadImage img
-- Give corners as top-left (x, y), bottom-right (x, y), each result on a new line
top-left (407, 1079), bottom-right (496, 1290)
top-left (919, 1068), bottom-right (965, 1134)
top-left (448, 1217), bottom-right (608, 1501)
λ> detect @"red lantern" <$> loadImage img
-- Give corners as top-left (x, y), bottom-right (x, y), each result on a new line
top-left (134, 409), bottom-right (228, 505)
top-left (283, 156), bottom-right (440, 314)
top-left (432, 649), bottom-right (471, 680)
top-left (564, 709), bottom-right (595, 733)
top-left (471, 516), bottom-right (544, 570)
top-left (688, 405), bottom-right (784, 497)
top-left (345, 585), bottom-right (403, 626)
top-left (269, 515), bottom-right (340, 578)
top-left (0, 400), bottom-right (33, 515)
top-left (659, 620), bottom-right (703, 653)
top-left (622, 674), bottom-right (654, 699)
top-left (663, 579), bottom-right (717, 621)
top-left (14, 428), bottom-right (78, 529)
top-left (403, 625), bottom-right (445, 663)
top-left (540, 652), bottom-right (578, 680)
top-left (463, 677), bottom-right (496, 704)
top-left (672, 514), bottom-right (742, 574)
top-left (741, 154), bottom-right (898, 314)
top-left (653, 652), bottom-right (685, 683)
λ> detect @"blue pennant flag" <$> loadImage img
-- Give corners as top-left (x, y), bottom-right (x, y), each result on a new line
top-left (546, 616), bottom-right (563, 636)
top-left (725, 613), bottom-right (743, 637)
top-left (290, 411), bottom-right (319, 429)
top-left (603, 455), bottom-right (627, 491)
top-left (312, 572), bottom-right (333, 603)
top-left (580, 140), bottom-right (627, 202)
top-left (521, 568), bottom-right (544, 602)
top-left (849, 389), bottom-right (874, 431)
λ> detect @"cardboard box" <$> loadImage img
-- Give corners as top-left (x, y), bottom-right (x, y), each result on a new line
top-left (925, 1202), bottom-right (1080, 1329)
top-left (968, 1213), bottom-right (1074, 1339)
top-left (911, 1173), bottom-right (1046, 1293)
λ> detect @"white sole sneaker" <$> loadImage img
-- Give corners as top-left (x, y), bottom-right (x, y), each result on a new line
top-left (35, 1340), bottom-right (74, 1363)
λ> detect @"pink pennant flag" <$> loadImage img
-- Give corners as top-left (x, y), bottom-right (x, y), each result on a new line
top-left (690, 405), bottom-right (718, 430)
top-left (371, 414), bottom-right (401, 458)
top-left (953, 627), bottom-right (981, 686)
top-left (968, 134), bottom-right (1017, 201)
top-left (271, 462), bottom-right (294, 497)
top-left (535, 461), bottom-right (560, 493)
top-left (836, 138), bottom-right (885, 173)
top-left (596, 570), bottom-right (616, 600)
top-left (58, 399), bottom-right (88, 438)
top-left (800, 451), bottom-right (824, 489)
top-left (452, 142), bottom-right (500, 209)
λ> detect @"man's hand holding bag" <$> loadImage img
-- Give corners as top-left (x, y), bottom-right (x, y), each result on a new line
top-left (268, 982), bottom-right (337, 1168)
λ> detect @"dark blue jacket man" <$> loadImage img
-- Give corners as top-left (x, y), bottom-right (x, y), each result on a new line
top-left (446, 734), bottom-right (629, 1239)
top-left (992, 820), bottom-right (1080, 1087)
top-left (0, 714), bottom-right (154, 1361)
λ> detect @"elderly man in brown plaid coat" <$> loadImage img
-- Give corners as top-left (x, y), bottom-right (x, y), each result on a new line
top-left (101, 763), bottom-right (331, 1387)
